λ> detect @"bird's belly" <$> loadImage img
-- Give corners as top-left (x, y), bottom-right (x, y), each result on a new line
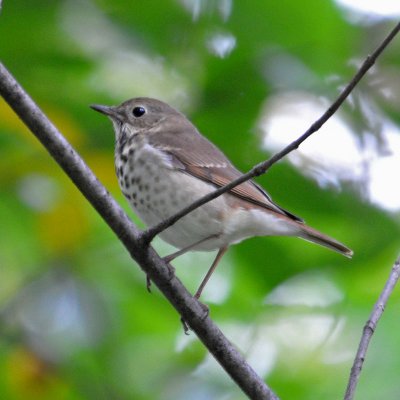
top-left (117, 151), bottom-right (227, 250)
top-left (116, 143), bottom-right (300, 252)
top-left (139, 170), bottom-right (228, 250)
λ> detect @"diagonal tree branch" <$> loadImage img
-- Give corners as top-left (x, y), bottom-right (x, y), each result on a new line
top-left (142, 21), bottom-right (400, 245)
top-left (344, 256), bottom-right (400, 400)
top-left (0, 63), bottom-right (278, 400)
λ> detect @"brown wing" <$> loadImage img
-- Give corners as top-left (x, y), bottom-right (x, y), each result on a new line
top-left (148, 119), bottom-right (303, 222)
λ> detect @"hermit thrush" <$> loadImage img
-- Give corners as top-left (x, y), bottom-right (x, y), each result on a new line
top-left (91, 98), bottom-right (352, 299)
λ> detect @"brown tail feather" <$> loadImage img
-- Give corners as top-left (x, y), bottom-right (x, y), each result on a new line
top-left (298, 224), bottom-right (353, 258)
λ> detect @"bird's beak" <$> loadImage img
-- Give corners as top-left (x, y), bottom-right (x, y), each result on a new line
top-left (90, 104), bottom-right (123, 121)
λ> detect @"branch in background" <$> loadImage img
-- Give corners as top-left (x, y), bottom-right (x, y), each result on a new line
top-left (344, 256), bottom-right (400, 400)
top-left (142, 21), bottom-right (400, 244)
top-left (0, 63), bottom-right (278, 400)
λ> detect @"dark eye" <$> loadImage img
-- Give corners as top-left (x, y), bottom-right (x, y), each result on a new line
top-left (132, 106), bottom-right (146, 117)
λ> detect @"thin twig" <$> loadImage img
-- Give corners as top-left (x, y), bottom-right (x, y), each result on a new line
top-left (344, 256), bottom-right (400, 400)
top-left (0, 63), bottom-right (278, 400)
top-left (142, 21), bottom-right (400, 244)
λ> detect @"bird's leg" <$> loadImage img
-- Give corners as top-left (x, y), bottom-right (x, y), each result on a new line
top-left (163, 236), bottom-right (226, 334)
top-left (163, 234), bottom-right (220, 263)
top-left (146, 275), bottom-right (152, 293)
top-left (181, 317), bottom-right (191, 335)
top-left (181, 246), bottom-right (229, 334)
top-left (194, 246), bottom-right (228, 300)
top-left (147, 234), bottom-right (221, 293)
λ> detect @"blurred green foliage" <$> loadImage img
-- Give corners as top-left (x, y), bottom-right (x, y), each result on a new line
top-left (1, 1), bottom-right (400, 399)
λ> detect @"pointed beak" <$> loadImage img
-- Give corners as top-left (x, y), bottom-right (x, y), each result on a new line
top-left (90, 104), bottom-right (122, 121)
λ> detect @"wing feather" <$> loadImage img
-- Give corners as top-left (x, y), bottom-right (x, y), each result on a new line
top-left (147, 120), bottom-right (303, 222)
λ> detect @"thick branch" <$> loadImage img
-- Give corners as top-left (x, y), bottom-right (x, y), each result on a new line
top-left (0, 63), bottom-right (278, 400)
top-left (142, 21), bottom-right (400, 244)
top-left (344, 256), bottom-right (400, 400)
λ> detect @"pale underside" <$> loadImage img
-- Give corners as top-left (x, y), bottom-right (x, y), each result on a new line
top-left (116, 141), bottom-right (301, 251)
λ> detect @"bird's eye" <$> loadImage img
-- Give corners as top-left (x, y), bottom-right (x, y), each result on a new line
top-left (132, 106), bottom-right (146, 117)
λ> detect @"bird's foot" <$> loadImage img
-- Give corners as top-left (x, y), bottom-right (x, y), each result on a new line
top-left (146, 275), bottom-right (152, 293)
top-left (180, 317), bottom-right (191, 335)
top-left (161, 257), bottom-right (176, 280)
top-left (180, 299), bottom-right (210, 335)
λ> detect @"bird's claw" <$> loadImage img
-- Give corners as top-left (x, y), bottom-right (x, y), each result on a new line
top-left (180, 317), bottom-right (191, 335)
top-left (180, 299), bottom-right (210, 334)
top-left (166, 263), bottom-right (175, 280)
top-left (198, 301), bottom-right (210, 320)
top-left (146, 275), bottom-right (152, 293)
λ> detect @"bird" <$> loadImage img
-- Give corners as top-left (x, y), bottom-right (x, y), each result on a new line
top-left (91, 97), bottom-right (353, 299)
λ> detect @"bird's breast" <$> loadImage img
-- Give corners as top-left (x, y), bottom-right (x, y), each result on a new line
top-left (114, 140), bottom-right (230, 249)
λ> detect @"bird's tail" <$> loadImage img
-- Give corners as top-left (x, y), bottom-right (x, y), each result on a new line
top-left (298, 224), bottom-right (353, 258)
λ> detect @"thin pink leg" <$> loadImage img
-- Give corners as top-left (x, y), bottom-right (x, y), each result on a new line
top-left (194, 246), bottom-right (228, 300)
top-left (163, 234), bottom-right (220, 263)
